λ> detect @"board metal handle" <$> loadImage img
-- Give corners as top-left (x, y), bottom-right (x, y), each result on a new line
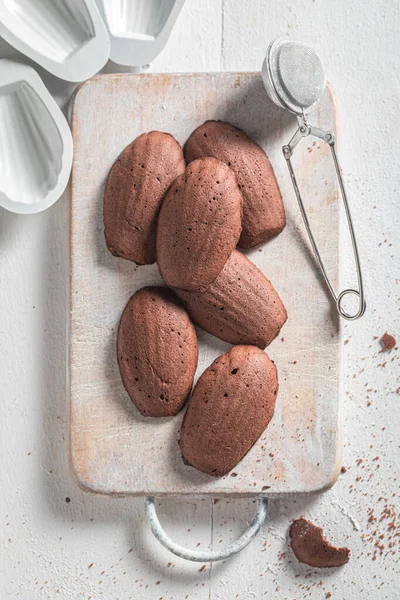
top-left (144, 496), bottom-right (268, 562)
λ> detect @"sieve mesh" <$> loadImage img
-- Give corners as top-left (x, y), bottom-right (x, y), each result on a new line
top-left (269, 39), bottom-right (326, 114)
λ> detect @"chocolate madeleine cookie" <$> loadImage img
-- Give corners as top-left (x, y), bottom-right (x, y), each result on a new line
top-left (104, 131), bottom-right (185, 265)
top-left (117, 287), bottom-right (198, 417)
top-left (157, 157), bottom-right (243, 292)
top-left (180, 345), bottom-right (278, 476)
top-left (185, 120), bottom-right (285, 248)
top-left (174, 250), bottom-right (287, 349)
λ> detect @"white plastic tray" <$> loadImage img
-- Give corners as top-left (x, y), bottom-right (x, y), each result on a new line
top-left (0, 0), bottom-right (110, 82)
top-left (95, 0), bottom-right (186, 66)
top-left (0, 60), bottom-right (73, 214)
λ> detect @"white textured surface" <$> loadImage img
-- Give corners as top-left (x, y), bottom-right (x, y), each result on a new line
top-left (0, 0), bottom-right (399, 598)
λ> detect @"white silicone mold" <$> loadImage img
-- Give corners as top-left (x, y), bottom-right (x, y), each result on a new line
top-left (0, 60), bottom-right (73, 214)
top-left (0, 0), bottom-right (110, 82)
top-left (96, 0), bottom-right (186, 66)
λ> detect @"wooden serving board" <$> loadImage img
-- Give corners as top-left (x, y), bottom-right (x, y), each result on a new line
top-left (69, 73), bottom-right (341, 497)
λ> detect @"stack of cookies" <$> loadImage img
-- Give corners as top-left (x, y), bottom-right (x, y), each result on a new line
top-left (104, 121), bottom-right (287, 477)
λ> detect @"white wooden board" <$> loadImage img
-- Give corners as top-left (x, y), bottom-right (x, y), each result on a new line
top-left (69, 73), bottom-right (340, 497)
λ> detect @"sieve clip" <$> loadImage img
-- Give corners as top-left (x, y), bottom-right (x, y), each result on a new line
top-left (282, 114), bottom-right (366, 321)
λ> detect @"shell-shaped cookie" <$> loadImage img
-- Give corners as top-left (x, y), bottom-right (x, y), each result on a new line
top-left (185, 120), bottom-right (285, 249)
top-left (174, 250), bottom-right (287, 349)
top-left (117, 287), bottom-right (198, 417)
top-left (157, 157), bottom-right (243, 291)
top-left (104, 131), bottom-right (185, 265)
top-left (180, 345), bottom-right (278, 476)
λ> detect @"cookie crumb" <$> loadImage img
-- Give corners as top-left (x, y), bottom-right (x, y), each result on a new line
top-left (341, 466), bottom-right (347, 473)
top-left (380, 332), bottom-right (396, 350)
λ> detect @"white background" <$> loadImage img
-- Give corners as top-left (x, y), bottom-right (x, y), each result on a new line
top-left (0, 1), bottom-right (399, 598)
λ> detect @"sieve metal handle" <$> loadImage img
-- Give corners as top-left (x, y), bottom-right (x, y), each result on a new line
top-left (282, 115), bottom-right (365, 321)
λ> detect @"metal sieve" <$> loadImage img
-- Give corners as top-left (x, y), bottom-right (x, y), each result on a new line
top-left (262, 38), bottom-right (365, 321)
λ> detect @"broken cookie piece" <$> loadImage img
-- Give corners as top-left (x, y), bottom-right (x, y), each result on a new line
top-left (289, 518), bottom-right (350, 568)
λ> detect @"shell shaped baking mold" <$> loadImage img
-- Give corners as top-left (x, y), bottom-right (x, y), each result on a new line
top-left (0, 60), bottom-right (73, 214)
top-left (95, 0), bottom-right (186, 66)
top-left (0, 0), bottom-right (110, 82)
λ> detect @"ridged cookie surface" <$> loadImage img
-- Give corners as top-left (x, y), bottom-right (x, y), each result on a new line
top-left (180, 345), bottom-right (278, 476)
top-left (174, 250), bottom-right (287, 349)
top-left (157, 157), bottom-right (243, 292)
top-left (117, 287), bottom-right (198, 417)
top-left (104, 131), bottom-right (185, 265)
top-left (185, 120), bottom-right (285, 248)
